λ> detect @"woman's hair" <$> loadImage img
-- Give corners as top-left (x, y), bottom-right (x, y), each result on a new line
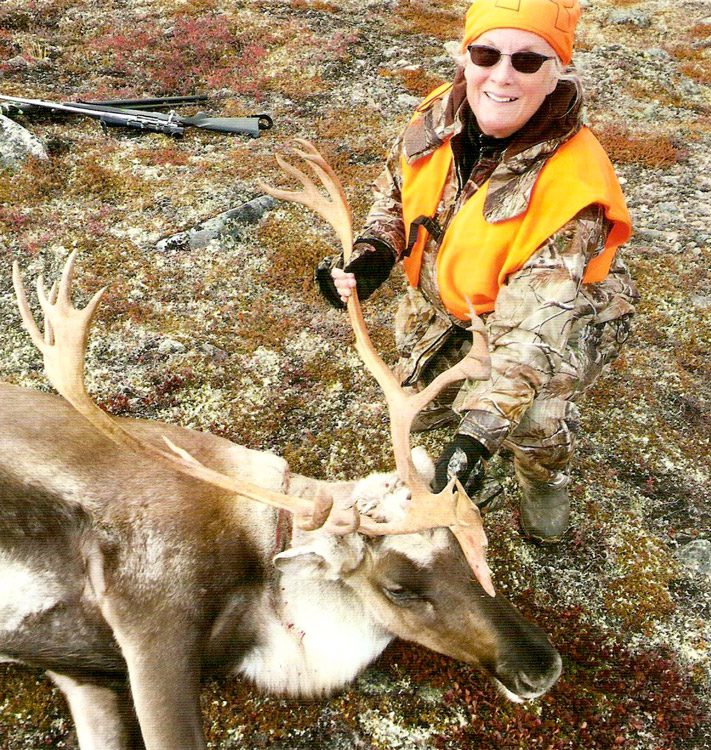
top-left (554, 59), bottom-right (584, 109)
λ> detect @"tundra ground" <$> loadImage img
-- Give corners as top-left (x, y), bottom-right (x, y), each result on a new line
top-left (0, 0), bottom-right (708, 748)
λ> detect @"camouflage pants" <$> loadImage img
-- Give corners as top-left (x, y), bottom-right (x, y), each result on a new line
top-left (414, 314), bottom-right (633, 485)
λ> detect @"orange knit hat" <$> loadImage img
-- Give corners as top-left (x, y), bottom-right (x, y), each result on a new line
top-left (461, 0), bottom-right (581, 65)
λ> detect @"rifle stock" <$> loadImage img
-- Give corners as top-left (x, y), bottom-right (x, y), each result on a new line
top-left (182, 114), bottom-right (272, 137)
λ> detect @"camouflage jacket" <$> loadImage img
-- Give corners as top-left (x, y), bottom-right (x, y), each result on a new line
top-left (352, 72), bottom-right (639, 455)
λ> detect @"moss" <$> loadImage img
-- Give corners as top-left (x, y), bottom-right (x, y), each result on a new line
top-left (67, 152), bottom-right (150, 202)
top-left (394, 1), bottom-right (465, 41)
top-left (602, 519), bottom-right (677, 633)
top-left (257, 210), bottom-right (329, 300)
top-left (289, 0), bottom-right (339, 11)
top-left (0, 155), bottom-right (68, 204)
top-left (133, 144), bottom-right (191, 167)
top-left (596, 125), bottom-right (686, 168)
top-left (172, 0), bottom-right (220, 16)
top-left (676, 58), bottom-right (711, 86)
top-left (627, 78), bottom-right (710, 116)
top-left (688, 22), bottom-right (711, 41)
top-left (0, 666), bottom-right (67, 741)
top-left (379, 67), bottom-right (448, 98)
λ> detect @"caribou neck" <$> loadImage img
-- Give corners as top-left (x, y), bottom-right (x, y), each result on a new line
top-left (234, 474), bottom-right (392, 697)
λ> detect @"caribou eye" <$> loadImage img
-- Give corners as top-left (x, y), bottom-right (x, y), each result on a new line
top-left (381, 584), bottom-right (427, 605)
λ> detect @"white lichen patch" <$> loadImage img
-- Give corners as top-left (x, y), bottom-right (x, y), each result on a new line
top-left (358, 709), bottom-right (436, 749)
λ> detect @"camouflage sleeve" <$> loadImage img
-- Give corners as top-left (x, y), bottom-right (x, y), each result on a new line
top-left (352, 134), bottom-right (408, 264)
top-left (456, 205), bottom-right (608, 455)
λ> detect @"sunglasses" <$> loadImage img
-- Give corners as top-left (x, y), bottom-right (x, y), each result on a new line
top-left (467, 44), bottom-right (555, 74)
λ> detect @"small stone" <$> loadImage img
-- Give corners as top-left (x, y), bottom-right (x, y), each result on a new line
top-left (676, 539), bottom-right (711, 578)
top-left (158, 338), bottom-right (186, 355)
top-left (608, 10), bottom-right (652, 28)
top-left (646, 48), bottom-right (671, 60)
top-left (200, 343), bottom-right (228, 362)
top-left (5, 55), bottom-right (29, 70)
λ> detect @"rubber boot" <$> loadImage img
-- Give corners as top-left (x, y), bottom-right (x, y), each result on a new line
top-left (517, 473), bottom-right (570, 544)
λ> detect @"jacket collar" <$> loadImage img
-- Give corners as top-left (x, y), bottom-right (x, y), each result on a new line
top-left (403, 69), bottom-right (583, 222)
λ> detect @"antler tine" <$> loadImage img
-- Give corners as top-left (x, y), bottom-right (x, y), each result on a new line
top-left (12, 252), bottom-right (325, 523)
top-left (291, 148), bottom-right (352, 248)
top-left (291, 139), bottom-right (350, 214)
top-left (260, 142), bottom-right (353, 256)
top-left (44, 280), bottom-right (60, 345)
top-left (13, 263), bottom-right (46, 351)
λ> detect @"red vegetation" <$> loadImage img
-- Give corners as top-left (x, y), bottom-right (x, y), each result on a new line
top-left (90, 15), bottom-right (268, 96)
top-left (377, 599), bottom-right (706, 749)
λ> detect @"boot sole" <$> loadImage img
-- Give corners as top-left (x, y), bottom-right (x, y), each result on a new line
top-left (521, 527), bottom-right (568, 545)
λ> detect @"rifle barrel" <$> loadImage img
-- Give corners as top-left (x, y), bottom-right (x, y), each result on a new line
top-left (0, 94), bottom-right (271, 138)
top-left (77, 95), bottom-right (210, 109)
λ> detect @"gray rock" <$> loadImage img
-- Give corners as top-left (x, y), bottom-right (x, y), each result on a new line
top-left (199, 343), bottom-right (228, 362)
top-left (635, 227), bottom-right (679, 243)
top-left (5, 55), bottom-right (29, 70)
top-left (158, 338), bottom-right (186, 355)
top-left (676, 539), bottom-right (711, 578)
top-left (396, 93), bottom-right (421, 110)
top-left (608, 9), bottom-right (652, 27)
top-left (646, 48), bottom-right (671, 60)
top-left (0, 114), bottom-right (48, 171)
top-left (155, 194), bottom-right (276, 252)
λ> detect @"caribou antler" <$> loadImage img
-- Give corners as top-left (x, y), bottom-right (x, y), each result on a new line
top-left (12, 253), bottom-right (324, 522)
top-left (260, 140), bottom-right (495, 596)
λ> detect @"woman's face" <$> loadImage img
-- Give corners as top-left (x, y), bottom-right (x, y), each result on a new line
top-left (464, 27), bottom-right (559, 139)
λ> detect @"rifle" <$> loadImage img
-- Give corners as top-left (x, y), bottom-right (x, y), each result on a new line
top-left (0, 94), bottom-right (273, 138)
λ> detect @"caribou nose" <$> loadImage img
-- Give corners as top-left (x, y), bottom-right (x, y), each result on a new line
top-left (514, 649), bottom-right (563, 699)
top-left (496, 647), bottom-right (563, 702)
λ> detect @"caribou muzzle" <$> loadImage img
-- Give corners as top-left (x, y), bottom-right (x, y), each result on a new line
top-left (492, 620), bottom-right (562, 702)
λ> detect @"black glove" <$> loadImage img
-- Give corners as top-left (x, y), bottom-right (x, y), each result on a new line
top-left (315, 241), bottom-right (396, 309)
top-left (432, 433), bottom-right (489, 495)
top-left (315, 254), bottom-right (346, 308)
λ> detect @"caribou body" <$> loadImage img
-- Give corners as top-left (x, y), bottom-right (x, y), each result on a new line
top-left (1, 142), bottom-right (562, 749)
top-left (0, 384), bottom-right (561, 749)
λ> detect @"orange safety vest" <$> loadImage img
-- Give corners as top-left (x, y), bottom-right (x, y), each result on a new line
top-left (401, 104), bottom-right (632, 320)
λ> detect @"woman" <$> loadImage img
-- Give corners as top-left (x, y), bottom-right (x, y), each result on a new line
top-left (316, 0), bottom-right (638, 543)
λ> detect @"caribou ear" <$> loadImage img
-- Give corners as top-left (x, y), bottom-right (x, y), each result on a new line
top-left (411, 446), bottom-right (435, 484)
top-left (273, 548), bottom-right (328, 577)
top-left (273, 536), bottom-right (364, 580)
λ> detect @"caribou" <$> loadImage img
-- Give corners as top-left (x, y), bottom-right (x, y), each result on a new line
top-left (0, 141), bottom-right (562, 750)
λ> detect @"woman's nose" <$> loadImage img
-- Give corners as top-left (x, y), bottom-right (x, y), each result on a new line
top-left (489, 55), bottom-right (516, 81)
